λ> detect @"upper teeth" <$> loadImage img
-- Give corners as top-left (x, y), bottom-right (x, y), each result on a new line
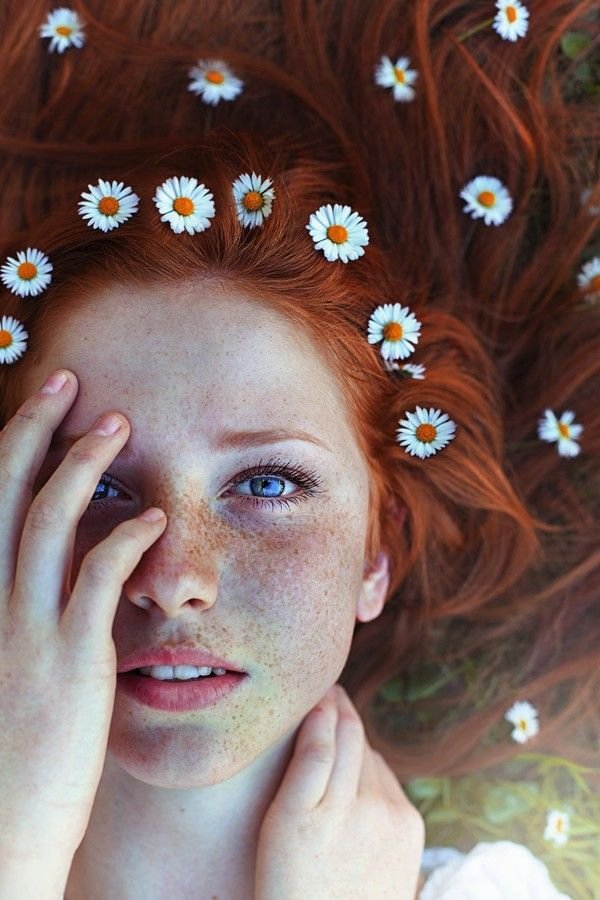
top-left (138, 665), bottom-right (228, 680)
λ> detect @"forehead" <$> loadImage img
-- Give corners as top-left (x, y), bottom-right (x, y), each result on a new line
top-left (23, 282), bottom-right (363, 457)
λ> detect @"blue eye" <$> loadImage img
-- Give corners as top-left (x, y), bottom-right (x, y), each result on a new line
top-left (87, 456), bottom-right (325, 514)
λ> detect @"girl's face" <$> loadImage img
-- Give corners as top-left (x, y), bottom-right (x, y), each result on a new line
top-left (21, 282), bottom-right (389, 787)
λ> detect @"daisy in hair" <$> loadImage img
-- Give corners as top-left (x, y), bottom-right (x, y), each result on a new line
top-left (460, 175), bottom-right (513, 226)
top-left (576, 256), bottom-right (600, 301)
top-left (367, 302), bottom-right (422, 361)
top-left (1, 248), bottom-right (53, 298)
top-left (537, 409), bottom-right (583, 458)
top-left (188, 59), bottom-right (244, 105)
top-left (493, 0), bottom-right (530, 43)
top-left (383, 360), bottom-right (426, 379)
top-left (396, 406), bottom-right (456, 458)
top-left (78, 180), bottom-right (140, 232)
top-left (153, 176), bottom-right (216, 235)
top-left (232, 172), bottom-right (275, 228)
top-left (306, 203), bottom-right (369, 263)
top-left (544, 810), bottom-right (571, 848)
top-left (504, 700), bottom-right (540, 743)
top-left (0, 315), bottom-right (29, 365)
top-left (39, 7), bottom-right (85, 53)
top-left (374, 55), bottom-right (418, 102)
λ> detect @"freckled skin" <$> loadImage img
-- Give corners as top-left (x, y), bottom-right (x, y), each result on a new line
top-left (19, 283), bottom-right (389, 897)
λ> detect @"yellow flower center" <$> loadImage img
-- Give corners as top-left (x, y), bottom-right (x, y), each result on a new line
top-left (17, 262), bottom-right (37, 280)
top-left (98, 196), bottom-right (119, 216)
top-left (416, 423), bottom-right (436, 443)
top-left (394, 67), bottom-right (406, 84)
top-left (589, 274), bottom-right (600, 292)
top-left (0, 329), bottom-right (12, 348)
top-left (243, 191), bottom-right (263, 211)
top-left (506, 6), bottom-right (517, 23)
top-left (477, 190), bottom-right (496, 207)
top-left (558, 423), bottom-right (571, 438)
top-left (56, 25), bottom-right (73, 36)
top-left (383, 322), bottom-right (404, 341)
top-left (556, 818), bottom-right (564, 831)
top-left (173, 197), bottom-right (195, 216)
top-left (205, 70), bottom-right (225, 84)
top-left (327, 224), bottom-right (348, 244)
top-left (518, 718), bottom-right (527, 730)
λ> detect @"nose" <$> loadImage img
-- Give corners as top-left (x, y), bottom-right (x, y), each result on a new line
top-left (122, 509), bottom-right (221, 618)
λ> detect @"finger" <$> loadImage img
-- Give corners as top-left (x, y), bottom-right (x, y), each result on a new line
top-left (273, 694), bottom-right (338, 814)
top-left (13, 413), bottom-right (133, 623)
top-left (366, 750), bottom-right (403, 801)
top-left (62, 508), bottom-right (167, 648)
top-left (324, 684), bottom-right (368, 805)
top-left (0, 369), bottom-right (77, 595)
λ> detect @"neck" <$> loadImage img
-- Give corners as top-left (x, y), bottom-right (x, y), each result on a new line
top-left (66, 727), bottom-right (299, 900)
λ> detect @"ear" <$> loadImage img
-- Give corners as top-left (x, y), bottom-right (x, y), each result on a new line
top-left (356, 551), bottom-right (390, 623)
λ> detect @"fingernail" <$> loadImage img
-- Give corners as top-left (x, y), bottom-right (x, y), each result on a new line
top-left (39, 370), bottom-right (69, 395)
top-left (91, 413), bottom-right (123, 436)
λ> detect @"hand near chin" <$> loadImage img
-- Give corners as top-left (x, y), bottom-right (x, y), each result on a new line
top-left (254, 684), bottom-right (425, 900)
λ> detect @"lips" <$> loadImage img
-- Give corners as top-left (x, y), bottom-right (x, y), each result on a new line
top-left (117, 647), bottom-right (246, 674)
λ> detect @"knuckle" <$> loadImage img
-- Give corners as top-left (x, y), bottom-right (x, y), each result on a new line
top-left (341, 713), bottom-right (365, 739)
top-left (303, 739), bottom-right (334, 764)
top-left (12, 401), bottom-right (44, 428)
top-left (68, 439), bottom-right (102, 466)
top-left (27, 497), bottom-right (62, 532)
top-left (81, 549), bottom-right (115, 586)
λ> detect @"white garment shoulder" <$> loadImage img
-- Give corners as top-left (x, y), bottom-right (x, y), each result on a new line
top-left (418, 840), bottom-right (571, 899)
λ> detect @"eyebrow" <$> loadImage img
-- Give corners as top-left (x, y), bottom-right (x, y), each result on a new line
top-left (47, 427), bottom-right (333, 456)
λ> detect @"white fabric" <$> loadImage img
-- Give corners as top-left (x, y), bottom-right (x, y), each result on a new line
top-left (419, 840), bottom-right (571, 899)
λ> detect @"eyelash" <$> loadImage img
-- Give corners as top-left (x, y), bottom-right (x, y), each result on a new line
top-left (87, 455), bottom-right (327, 514)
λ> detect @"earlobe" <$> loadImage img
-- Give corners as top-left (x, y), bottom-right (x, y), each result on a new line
top-left (356, 551), bottom-right (390, 623)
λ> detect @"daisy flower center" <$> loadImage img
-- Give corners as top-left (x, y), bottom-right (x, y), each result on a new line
top-left (506, 6), bottom-right (517, 23)
top-left (477, 190), bottom-right (496, 208)
top-left (589, 274), bottom-right (600, 292)
top-left (17, 262), bottom-right (38, 280)
top-left (205, 70), bottom-right (225, 84)
top-left (56, 25), bottom-right (73, 36)
top-left (394, 67), bottom-right (406, 84)
top-left (416, 423), bottom-right (437, 443)
top-left (173, 197), bottom-right (195, 216)
top-left (0, 329), bottom-right (12, 347)
top-left (558, 423), bottom-right (571, 438)
top-left (383, 322), bottom-right (404, 341)
top-left (518, 718), bottom-right (527, 730)
top-left (243, 191), bottom-right (264, 211)
top-left (98, 196), bottom-right (120, 216)
top-left (327, 224), bottom-right (348, 244)
top-left (556, 819), bottom-right (564, 831)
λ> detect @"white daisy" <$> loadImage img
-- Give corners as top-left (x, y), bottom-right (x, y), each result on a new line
top-left (504, 700), bottom-right (540, 743)
top-left (153, 176), bottom-right (216, 234)
top-left (0, 315), bottom-right (28, 365)
top-left (492, 1), bottom-right (530, 42)
top-left (374, 55), bottom-right (418, 102)
top-left (396, 406), bottom-right (456, 458)
top-left (0, 248), bottom-right (53, 298)
top-left (383, 360), bottom-right (426, 379)
top-left (576, 256), bottom-right (600, 301)
top-left (367, 302), bottom-right (422, 360)
top-left (232, 172), bottom-right (275, 228)
top-left (306, 203), bottom-right (369, 263)
top-left (544, 810), bottom-right (570, 848)
top-left (460, 175), bottom-right (513, 226)
top-left (78, 179), bottom-right (139, 232)
top-left (580, 188), bottom-right (600, 216)
top-left (39, 7), bottom-right (85, 54)
top-left (537, 409), bottom-right (583, 458)
top-left (187, 59), bottom-right (244, 105)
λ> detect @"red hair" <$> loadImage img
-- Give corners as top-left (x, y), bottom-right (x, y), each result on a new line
top-left (0, 0), bottom-right (598, 777)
